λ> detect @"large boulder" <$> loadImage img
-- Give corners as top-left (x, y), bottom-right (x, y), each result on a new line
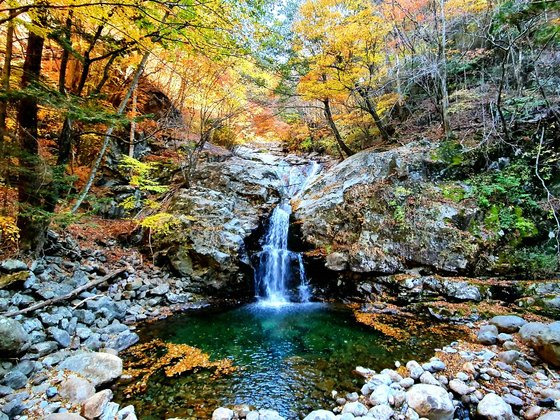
top-left (57, 352), bottom-right (123, 386)
top-left (59, 374), bottom-right (96, 403)
top-left (477, 393), bottom-right (513, 420)
top-left (294, 144), bottom-right (492, 280)
top-left (406, 384), bottom-right (455, 420)
top-left (0, 316), bottom-right (30, 354)
top-left (156, 148), bottom-right (318, 295)
top-left (489, 315), bottom-right (527, 333)
top-left (519, 322), bottom-right (560, 367)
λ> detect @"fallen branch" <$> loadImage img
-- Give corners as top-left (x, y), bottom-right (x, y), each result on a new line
top-left (2, 266), bottom-right (130, 317)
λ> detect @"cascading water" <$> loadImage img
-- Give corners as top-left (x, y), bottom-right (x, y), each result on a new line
top-left (255, 161), bottom-right (320, 305)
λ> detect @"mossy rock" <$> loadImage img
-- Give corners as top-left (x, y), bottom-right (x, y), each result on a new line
top-left (0, 271), bottom-right (30, 289)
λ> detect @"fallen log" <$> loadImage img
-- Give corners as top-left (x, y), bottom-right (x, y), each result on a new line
top-left (2, 265), bottom-right (130, 317)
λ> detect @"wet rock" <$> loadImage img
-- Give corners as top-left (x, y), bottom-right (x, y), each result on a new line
top-left (490, 316), bottom-right (527, 333)
top-left (303, 410), bottom-right (336, 420)
top-left (478, 325), bottom-right (499, 345)
top-left (0, 316), bottom-right (30, 354)
top-left (477, 393), bottom-right (514, 420)
top-left (59, 374), bottom-right (95, 403)
top-left (57, 352), bottom-right (123, 386)
top-left (406, 384), bottom-right (455, 420)
top-left (81, 390), bottom-right (113, 420)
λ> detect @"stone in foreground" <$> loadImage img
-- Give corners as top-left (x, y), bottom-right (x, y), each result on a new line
top-left (57, 351), bottom-right (123, 386)
top-left (406, 384), bottom-right (455, 420)
top-left (477, 393), bottom-right (513, 420)
top-left (303, 410), bottom-right (336, 420)
top-left (212, 407), bottom-right (234, 420)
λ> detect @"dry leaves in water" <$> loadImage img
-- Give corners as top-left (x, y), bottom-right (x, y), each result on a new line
top-left (122, 339), bottom-right (236, 395)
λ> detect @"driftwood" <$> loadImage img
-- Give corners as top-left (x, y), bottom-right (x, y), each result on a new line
top-left (3, 266), bottom-right (130, 317)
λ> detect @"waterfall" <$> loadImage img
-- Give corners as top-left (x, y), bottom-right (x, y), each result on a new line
top-left (255, 161), bottom-right (319, 305)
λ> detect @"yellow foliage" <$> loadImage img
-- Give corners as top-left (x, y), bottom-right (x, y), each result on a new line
top-left (137, 213), bottom-right (181, 237)
top-left (0, 216), bottom-right (19, 248)
top-left (122, 339), bottom-right (237, 395)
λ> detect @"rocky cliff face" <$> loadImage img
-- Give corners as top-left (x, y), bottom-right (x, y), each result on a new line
top-left (293, 142), bottom-right (494, 285)
top-left (156, 147), bottom-right (316, 296)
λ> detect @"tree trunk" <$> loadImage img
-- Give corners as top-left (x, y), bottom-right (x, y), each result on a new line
top-left (129, 87), bottom-right (137, 157)
top-left (58, 11), bottom-right (72, 94)
top-left (438, 0), bottom-right (450, 135)
top-left (322, 99), bottom-right (354, 157)
top-left (357, 87), bottom-right (391, 142)
top-left (71, 50), bottom-right (151, 213)
top-left (0, 10), bottom-right (16, 132)
top-left (17, 26), bottom-right (47, 253)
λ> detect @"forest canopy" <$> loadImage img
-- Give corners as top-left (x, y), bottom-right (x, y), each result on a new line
top-left (0, 0), bottom-right (558, 270)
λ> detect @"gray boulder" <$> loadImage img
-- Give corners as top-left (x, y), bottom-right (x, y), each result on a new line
top-left (477, 325), bottom-right (499, 345)
top-left (57, 352), bottom-right (122, 386)
top-left (519, 322), bottom-right (560, 367)
top-left (303, 410), bottom-right (336, 420)
top-left (477, 393), bottom-right (513, 420)
top-left (0, 316), bottom-right (30, 354)
top-left (489, 315), bottom-right (526, 333)
top-left (406, 384), bottom-right (455, 420)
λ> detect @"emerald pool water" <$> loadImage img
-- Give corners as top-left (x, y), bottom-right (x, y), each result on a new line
top-left (113, 303), bottom-right (457, 419)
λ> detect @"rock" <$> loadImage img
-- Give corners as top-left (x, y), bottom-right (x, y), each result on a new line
top-left (502, 394), bottom-right (523, 407)
top-left (406, 361), bottom-right (424, 379)
top-left (0, 259), bottom-right (28, 272)
top-left (104, 331), bottom-right (139, 352)
top-left (369, 404), bottom-right (394, 420)
top-left (369, 384), bottom-right (392, 406)
top-left (57, 352), bottom-right (123, 386)
top-left (342, 402), bottom-right (368, 417)
top-left (0, 316), bottom-right (30, 354)
top-left (400, 378), bottom-right (415, 388)
top-left (536, 413), bottom-right (560, 420)
top-left (303, 410), bottom-right (336, 420)
top-left (1, 370), bottom-right (27, 389)
top-left (48, 327), bottom-right (71, 348)
top-left (498, 351), bottom-right (521, 365)
top-left (478, 324), bottom-right (499, 345)
top-left (44, 414), bottom-right (87, 420)
top-left (212, 407), bottom-right (234, 420)
top-left (150, 283), bottom-right (170, 295)
top-left (58, 374), bottom-right (95, 403)
top-left (0, 271), bottom-right (30, 289)
top-left (490, 315), bottom-right (527, 333)
top-left (524, 406), bottom-right (542, 420)
top-left (294, 144), bottom-right (487, 276)
top-left (519, 322), bottom-right (560, 367)
top-left (419, 371), bottom-right (440, 386)
top-left (477, 393), bottom-right (514, 420)
top-left (99, 402), bottom-right (119, 420)
top-left (449, 379), bottom-right (471, 396)
top-left (406, 384), bottom-right (455, 420)
top-left (257, 409), bottom-right (285, 420)
top-left (30, 341), bottom-right (58, 356)
top-left (117, 405), bottom-right (137, 420)
top-left (81, 390), bottom-right (113, 419)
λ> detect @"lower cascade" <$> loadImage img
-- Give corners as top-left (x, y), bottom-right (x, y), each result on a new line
top-left (254, 162), bottom-right (319, 304)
